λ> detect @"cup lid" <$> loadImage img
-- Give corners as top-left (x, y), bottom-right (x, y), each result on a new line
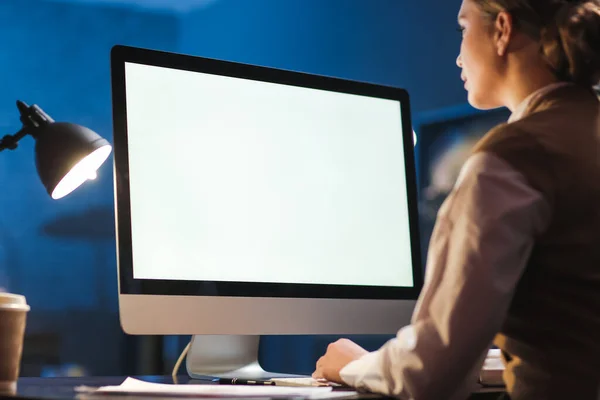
top-left (0, 292), bottom-right (30, 311)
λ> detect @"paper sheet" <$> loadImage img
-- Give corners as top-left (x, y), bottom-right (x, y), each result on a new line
top-left (479, 348), bottom-right (505, 386)
top-left (76, 377), bottom-right (357, 399)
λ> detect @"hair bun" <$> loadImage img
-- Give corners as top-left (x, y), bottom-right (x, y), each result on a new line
top-left (541, 0), bottom-right (600, 87)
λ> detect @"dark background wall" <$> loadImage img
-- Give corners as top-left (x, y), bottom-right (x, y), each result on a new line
top-left (0, 0), bottom-right (471, 377)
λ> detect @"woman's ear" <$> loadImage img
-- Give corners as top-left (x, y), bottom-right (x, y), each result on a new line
top-left (494, 11), bottom-right (514, 56)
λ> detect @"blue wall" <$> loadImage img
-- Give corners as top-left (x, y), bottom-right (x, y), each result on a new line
top-left (178, 0), bottom-right (467, 114)
top-left (0, 0), bottom-right (466, 376)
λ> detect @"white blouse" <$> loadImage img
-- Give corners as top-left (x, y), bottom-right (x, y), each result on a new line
top-left (337, 85), bottom-right (573, 399)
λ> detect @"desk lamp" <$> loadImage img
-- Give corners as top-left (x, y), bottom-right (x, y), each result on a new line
top-left (0, 101), bottom-right (112, 199)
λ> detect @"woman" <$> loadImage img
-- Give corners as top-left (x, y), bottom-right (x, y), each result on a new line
top-left (312, 0), bottom-right (600, 399)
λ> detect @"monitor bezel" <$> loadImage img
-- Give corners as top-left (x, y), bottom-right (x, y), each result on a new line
top-left (110, 45), bottom-right (423, 301)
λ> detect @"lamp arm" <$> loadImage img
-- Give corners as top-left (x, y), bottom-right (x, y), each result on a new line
top-left (1, 100), bottom-right (56, 153)
top-left (0, 128), bottom-right (29, 152)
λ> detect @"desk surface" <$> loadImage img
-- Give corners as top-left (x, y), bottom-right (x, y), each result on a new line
top-left (6, 376), bottom-right (505, 400)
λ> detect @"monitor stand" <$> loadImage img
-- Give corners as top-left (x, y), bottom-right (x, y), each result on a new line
top-left (186, 335), bottom-right (306, 379)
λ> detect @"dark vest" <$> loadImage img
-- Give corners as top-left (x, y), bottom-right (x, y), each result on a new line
top-left (473, 85), bottom-right (600, 399)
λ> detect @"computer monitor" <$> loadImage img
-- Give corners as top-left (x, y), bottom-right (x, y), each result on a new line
top-left (110, 45), bottom-right (423, 378)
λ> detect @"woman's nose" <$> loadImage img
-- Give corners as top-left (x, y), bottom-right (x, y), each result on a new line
top-left (456, 54), bottom-right (463, 68)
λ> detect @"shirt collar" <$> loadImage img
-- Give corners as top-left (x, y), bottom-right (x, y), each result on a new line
top-left (508, 82), bottom-right (572, 123)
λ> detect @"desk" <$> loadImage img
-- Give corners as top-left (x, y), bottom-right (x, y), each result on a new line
top-left (6, 376), bottom-right (505, 400)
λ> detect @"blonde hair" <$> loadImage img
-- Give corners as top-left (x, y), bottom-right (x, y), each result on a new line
top-left (473, 0), bottom-right (600, 87)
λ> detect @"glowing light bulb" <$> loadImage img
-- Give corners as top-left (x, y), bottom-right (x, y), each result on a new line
top-left (51, 145), bottom-right (112, 199)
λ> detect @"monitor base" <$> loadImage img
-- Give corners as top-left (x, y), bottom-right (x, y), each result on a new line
top-left (186, 335), bottom-right (306, 379)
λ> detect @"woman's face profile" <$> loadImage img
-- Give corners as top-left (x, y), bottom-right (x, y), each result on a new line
top-left (456, 0), bottom-right (505, 109)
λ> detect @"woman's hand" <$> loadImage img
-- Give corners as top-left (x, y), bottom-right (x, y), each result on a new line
top-left (312, 338), bottom-right (369, 383)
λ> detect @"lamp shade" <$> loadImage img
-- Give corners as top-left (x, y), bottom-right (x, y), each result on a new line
top-left (34, 122), bottom-right (112, 199)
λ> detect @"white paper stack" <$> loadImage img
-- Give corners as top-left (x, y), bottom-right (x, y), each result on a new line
top-left (479, 348), bottom-right (505, 386)
top-left (76, 377), bottom-right (357, 399)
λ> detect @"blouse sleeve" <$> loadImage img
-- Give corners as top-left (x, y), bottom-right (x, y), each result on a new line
top-left (339, 152), bottom-right (551, 399)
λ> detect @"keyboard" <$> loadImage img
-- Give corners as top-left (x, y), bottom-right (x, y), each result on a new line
top-left (271, 349), bottom-right (505, 388)
top-left (269, 377), bottom-right (343, 387)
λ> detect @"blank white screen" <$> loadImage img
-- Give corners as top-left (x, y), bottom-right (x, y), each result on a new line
top-left (124, 62), bottom-right (414, 287)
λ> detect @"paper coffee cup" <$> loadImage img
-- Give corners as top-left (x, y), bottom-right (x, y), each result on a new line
top-left (0, 293), bottom-right (30, 395)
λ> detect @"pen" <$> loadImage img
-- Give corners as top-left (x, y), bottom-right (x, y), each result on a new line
top-left (214, 378), bottom-right (276, 386)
